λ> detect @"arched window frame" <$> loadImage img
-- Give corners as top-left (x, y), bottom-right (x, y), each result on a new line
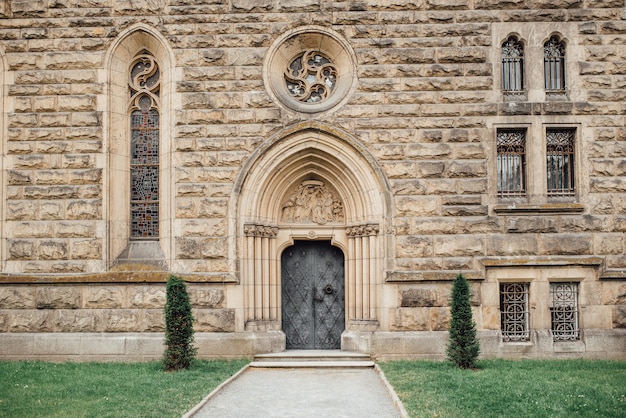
top-left (544, 35), bottom-right (566, 95)
top-left (105, 26), bottom-right (174, 268)
top-left (501, 35), bottom-right (525, 99)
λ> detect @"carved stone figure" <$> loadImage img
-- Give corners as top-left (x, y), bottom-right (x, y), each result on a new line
top-left (281, 180), bottom-right (344, 224)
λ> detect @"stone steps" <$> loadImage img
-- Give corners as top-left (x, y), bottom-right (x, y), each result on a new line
top-left (251, 350), bottom-right (374, 368)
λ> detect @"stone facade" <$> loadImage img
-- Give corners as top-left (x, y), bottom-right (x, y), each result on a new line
top-left (0, 0), bottom-right (625, 360)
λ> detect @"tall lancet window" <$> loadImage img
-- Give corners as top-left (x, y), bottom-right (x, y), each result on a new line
top-left (502, 36), bottom-right (524, 95)
top-left (129, 53), bottom-right (160, 239)
top-left (544, 35), bottom-right (566, 94)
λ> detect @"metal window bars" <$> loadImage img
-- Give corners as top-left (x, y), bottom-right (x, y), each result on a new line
top-left (546, 129), bottom-right (575, 197)
top-left (500, 283), bottom-right (530, 342)
top-left (497, 129), bottom-right (526, 197)
top-left (550, 282), bottom-right (580, 341)
top-left (544, 36), bottom-right (566, 94)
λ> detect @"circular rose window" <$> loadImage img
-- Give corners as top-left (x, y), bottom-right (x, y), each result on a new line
top-left (264, 27), bottom-right (357, 114)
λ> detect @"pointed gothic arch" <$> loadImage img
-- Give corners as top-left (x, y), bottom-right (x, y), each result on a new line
top-left (234, 122), bottom-right (393, 334)
top-left (104, 25), bottom-right (175, 268)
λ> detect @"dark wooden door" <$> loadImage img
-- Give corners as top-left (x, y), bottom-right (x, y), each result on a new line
top-left (281, 240), bottom-right (345, 349)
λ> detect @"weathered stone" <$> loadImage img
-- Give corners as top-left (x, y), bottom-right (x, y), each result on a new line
top-left (56, 310), bottom-right (96, 332)
top-left (400, 288), bottom-right (438, 307)
top-left (70, 239), bottom-right (102, 259)
top-left (38, 240), bottom-right (69, 260)
top-left (391, 308), bottom-right (430, 331)
top-left (189, 287), bottom-right (225, 308)
top-left (129, 286), bottom-right (165, 309)
top-left (36, 287), bottom-right (80, 309)
top-left (84, 287), bottom-right (125, 309)
top-left (539, 234), bottom-right (592, 256)
top-left (0, 288), bottom-right (36, 309)
top-left (194, 309), bottom-right (235, 332)
top-left (613, 306), bottom-right (626, 328)
top-left (101, 309), bottom-right (141, 332)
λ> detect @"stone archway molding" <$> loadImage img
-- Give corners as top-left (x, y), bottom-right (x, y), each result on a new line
top-left (233, 122), bottom-right (394, 332)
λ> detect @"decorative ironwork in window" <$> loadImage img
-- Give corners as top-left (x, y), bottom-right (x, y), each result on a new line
top-left (544, 36), bottom-right (566, 93)
top-left (550, 282), bottom-right (579, 341)
top-left (129, 53), bottom-right (160, 239)
top-left (284, 50), bottom-right (337, 103)
top-left (502, 36), bottom-right (524, 94)
top-left (500, 283), bottom-right (530, 342)
top-left (546, 129), bottom-right (575, 197)
top-left (497, 129), bottom-right (526, 197)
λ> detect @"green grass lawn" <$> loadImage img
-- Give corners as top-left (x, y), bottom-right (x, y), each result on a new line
top-left (380, 359), bottom-right (626, 418)
top-left (0, 359), bottom-right (248, 418)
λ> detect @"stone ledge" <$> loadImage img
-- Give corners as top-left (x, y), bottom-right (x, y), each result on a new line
top-left (0, 270), bottom-right (237, 284)
top-left (481, 256), bottom-right (603, 268)
top-left (0, 332), bottom-right (284, 362)
top-left (493, 203), bottom-right (584, 214)
top-left (600, 270), bottom-right (626, 280)
top-left (386, 271), bottom-right (483, 282)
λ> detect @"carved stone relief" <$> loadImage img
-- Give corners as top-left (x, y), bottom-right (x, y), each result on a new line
top-left (281, 180), bottom-right (344, 225)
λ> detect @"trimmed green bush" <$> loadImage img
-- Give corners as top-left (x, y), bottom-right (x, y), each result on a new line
top-left (163, 275), bottom-right (197, 371)
top-left (446, 273), bottom-right (480, 369)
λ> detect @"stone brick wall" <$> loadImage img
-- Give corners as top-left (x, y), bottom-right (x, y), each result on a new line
top-left (0, 283), bottom-right (234, 332)
top-left (0, 0), bottom-right (624, 358)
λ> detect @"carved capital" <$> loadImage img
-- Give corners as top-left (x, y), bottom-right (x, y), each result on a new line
top-left (243, 223), bottom-right (278, 238)
top-left (346, 223), bottom-right (380, 238)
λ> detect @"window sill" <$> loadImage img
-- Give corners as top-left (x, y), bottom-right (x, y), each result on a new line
top-left (494, 203), bottom-right (584, 215)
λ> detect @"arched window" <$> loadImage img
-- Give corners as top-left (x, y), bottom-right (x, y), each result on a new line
top-left (501, 36), bottom-right (524, 96)
top-left (544, 35), bottom-right (566, 94)
top-left (129, 53), bottom-right (160, 240)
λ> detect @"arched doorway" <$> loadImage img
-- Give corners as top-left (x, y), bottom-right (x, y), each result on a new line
top-left (234, 122), bottom-right (394, 339)
top-left (282, 240), bottom-right (345, 349)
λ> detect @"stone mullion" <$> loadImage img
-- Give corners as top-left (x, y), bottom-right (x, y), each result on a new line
top-left (368, 233), bottom-right (378, 320)
top-left (347, 223), bottom-right (381, 322)
top-left (261, 234), bottom-right (270, 320)
top-left (362, 232), bottom-right (370, 320)
top-left (244, 227), bottom-right (255, 323)
top-left (254, 233), bottom-right (263, 320)
top-left (244, 223), bottom-right (278, 323)
top-left (269, 236), bottom-right (278, 321)
top-left (347, 235), bottom-right (356, 320)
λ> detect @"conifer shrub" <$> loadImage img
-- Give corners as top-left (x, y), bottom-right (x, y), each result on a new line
top-left (163, 275), bottom-right (197, 371)
top-left (446, 273), bottom-right (480, 369)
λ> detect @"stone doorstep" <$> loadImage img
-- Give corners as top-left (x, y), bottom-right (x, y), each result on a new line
top-left (251, 349), bottom-right (375, 368)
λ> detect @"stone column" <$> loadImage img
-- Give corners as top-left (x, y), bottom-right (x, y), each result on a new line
top-left (346, 223), bottom-right (380, 325)
top-left (243, 223), bottom-right (279, 330)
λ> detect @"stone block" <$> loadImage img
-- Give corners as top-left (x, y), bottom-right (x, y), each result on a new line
top-left (66, 200), bottom-right (100, 219)
top-left (396, 235), bottom-right (433, 258)
top-left (8, 240), bottom-right (35, 259)
top-left (612, 306), bottom-right (626, 328)
top-left (10, 309), bottom-right (54, 332)
top-left (142, 310), bottom-right (165, 332)
top-left (487, 234), bottom-right (538, 256)
top-left (84, 287), bottom-right (125, 309)
top-left (189, 287), bottom-right (225, 308)
top-left (70, 239), bottom-right (102, 259)
top-left (434, 234), bottom-right (485, 257)
top-left (430, 308), bottom-right (450, 331)
top-left (200, 238), bottom-right (227, 258)
top-left (539, 234), bottom-right (592, 255)
top-left (55, 310), bottom-right (97, 332)
top-left (36, 287), bottom-right (80, 309)
top-left (37, 240), bottom-right (69, 260)
top-left (129, 286), bottom-right (166, 309)
top-left (400, 288), bottom-right (439, 307)
top-left (194, 309), bottom-right (236, 332)
top-left (101, 310), bottom-right (141, 332)
top-left (0, 287), bottom-right (36, 309)
top-left (390, 307), bottom-right (430, 331)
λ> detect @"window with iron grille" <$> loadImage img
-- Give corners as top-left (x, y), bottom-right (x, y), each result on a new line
top-left (502, 36), bottom-right (524, 95)
top-left (500, 283), bottom-right (530, 342)
top-left (546, 128), bottom-right (575, 197)
top-left (549, 282), bottom-right (579, 341)
top-left (544, 36), bottom-right (566, 94)
top-left (497, 129), bottom-right (526, 197)
top-left (129, 53), bottom-right (160, 240)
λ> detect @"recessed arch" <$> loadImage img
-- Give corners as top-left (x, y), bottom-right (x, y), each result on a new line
top-left (234, 122), bottom-right (393, 336)
top-left (104, 24), bottom-right (175, 269)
